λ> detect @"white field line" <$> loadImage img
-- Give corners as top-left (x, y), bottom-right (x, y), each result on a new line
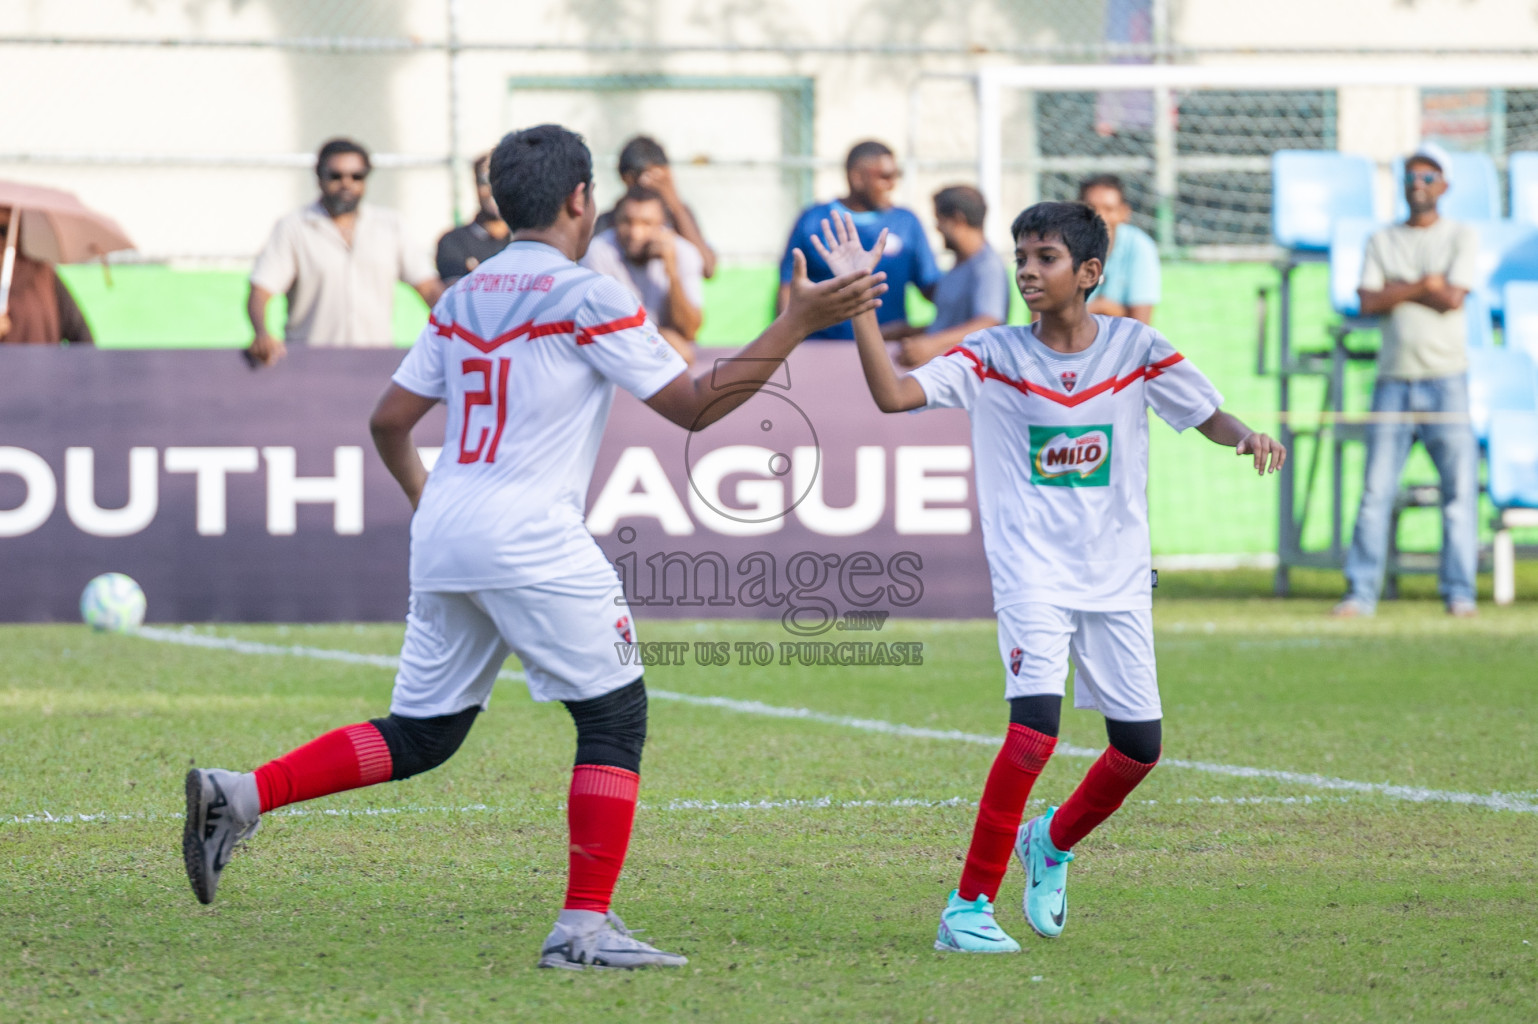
top-left (131, 627), bottom-right (1538, 815)
top-left (4, 793), bottom-right (1358, 828)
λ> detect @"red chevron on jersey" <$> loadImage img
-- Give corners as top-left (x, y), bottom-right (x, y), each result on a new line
top-left (392, 240), bottom-right (687, 591)
top-left (907, 315), bottom-right (1224, 611)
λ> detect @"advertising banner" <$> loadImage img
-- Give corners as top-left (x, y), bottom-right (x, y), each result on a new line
top-left (0, 345), bottom-right (991, 624)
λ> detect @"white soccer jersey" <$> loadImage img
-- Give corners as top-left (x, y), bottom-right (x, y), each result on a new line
top-left (392, 240), bottom-right (688, 591)
top-left (909, 316), bottom-right (1223, 612)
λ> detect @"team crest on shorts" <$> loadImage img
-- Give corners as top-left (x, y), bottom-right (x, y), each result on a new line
top-left (1059, 370), bottom-right (1078, 392)
top-left (1009, 646), bottom-right (1024, 675)
top-left (615, 616), bottom-right (633, 644)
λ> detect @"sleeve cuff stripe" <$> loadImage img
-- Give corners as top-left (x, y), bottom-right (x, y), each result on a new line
top-left (576, 308), bottom-right (647, 346)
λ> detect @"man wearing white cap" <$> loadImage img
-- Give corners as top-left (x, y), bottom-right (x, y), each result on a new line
top-left (1336, 141), bottom-right (1480, 618)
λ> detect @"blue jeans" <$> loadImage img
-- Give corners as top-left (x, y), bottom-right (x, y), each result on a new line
top-left (1343, 375), bottom-right (1478, 609)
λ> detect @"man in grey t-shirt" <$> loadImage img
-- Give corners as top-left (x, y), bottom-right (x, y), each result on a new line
top-left (1337, 142), bottom-right (1480, 618)
top-left (898, 186), bottom-right (1010, 367)
top-left (580, 185), bottom-right (703, 364)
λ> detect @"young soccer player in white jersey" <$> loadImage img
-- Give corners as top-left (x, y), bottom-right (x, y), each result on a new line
top-left (180, 125), bottom-right (887, 970)
top-left (812, 205), bottom-right (1284, 952)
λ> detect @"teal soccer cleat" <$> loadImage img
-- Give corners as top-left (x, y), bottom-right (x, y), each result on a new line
top-left (1016, 807), bottom-right (1073, 938)
top-left (934, 889), bottom-right (1021, 953)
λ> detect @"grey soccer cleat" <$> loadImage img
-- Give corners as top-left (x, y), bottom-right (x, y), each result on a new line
top-left (537, 911), bottom-right (689, 970)
top-left (182, 768), bottom-right (261, 905)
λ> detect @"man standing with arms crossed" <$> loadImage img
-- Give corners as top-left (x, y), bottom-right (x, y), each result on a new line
top-left (182, 124), bottom-right (887, 969)
top-left (1336, 142), bottom-right (1480, 619)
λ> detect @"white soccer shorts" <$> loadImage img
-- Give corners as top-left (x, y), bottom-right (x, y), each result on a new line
top-left (389, 573), bottom-right (642, 717)
top-left (995, 603), bottom-right (1162, 722)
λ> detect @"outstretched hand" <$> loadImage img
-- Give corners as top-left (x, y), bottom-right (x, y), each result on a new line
top-left (1236, 431), bottom-right (1286, 475)
top-left (809, 210), bottom-right (887, 278)
top-left (784, 244), bottom-right (887, 338)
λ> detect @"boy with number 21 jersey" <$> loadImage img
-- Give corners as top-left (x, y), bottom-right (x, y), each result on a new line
top-left (179, 125), bottom-right (887, 971)
top-left (813, 204), bottom-right (1285, 953)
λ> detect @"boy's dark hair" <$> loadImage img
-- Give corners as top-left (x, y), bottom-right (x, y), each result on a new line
top-left (933, 185), bottom-right (987, 228)
top-left (315, 137), bottom-right (371, 177)
top-left (1011, 201), bottom-right (1109, 285)
top-left (846, 139), bottom-right (894, 172)
top-left (1077, 173), bottom-right (1125, 202)
top-left (618, 135), bottom-right (669, 179)
top-left (615, 185), bottom-right (665, 215)
top-left (489, 125), bottom-right (594, 232)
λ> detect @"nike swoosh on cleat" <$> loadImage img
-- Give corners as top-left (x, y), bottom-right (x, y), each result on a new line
top-left (1051, 896), bottom-right (1066, 928)
top-left (955, 930), bottom-right (1008, 943)
top-left (204, 777), bottom-right (228, 840)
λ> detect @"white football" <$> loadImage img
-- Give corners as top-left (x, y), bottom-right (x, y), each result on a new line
top-left (80, 573), bottom-right (147, 633)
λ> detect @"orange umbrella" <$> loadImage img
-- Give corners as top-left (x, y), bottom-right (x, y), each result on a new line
top-left (0, 180), bottom-right (135, 316)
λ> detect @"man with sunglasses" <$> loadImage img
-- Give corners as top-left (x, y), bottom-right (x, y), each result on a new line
top-left (1337, 141), bottom-right (1481, 619)
top-left (435, 152), bottom-right (511, 286)
top-left (248, 138), bottom-right (443, 364)
top-left (776, 140), bottom-right (940, 341)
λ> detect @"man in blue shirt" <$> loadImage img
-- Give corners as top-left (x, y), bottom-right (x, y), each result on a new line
top-left (897, 185), bottom-right (1010, 367)
top-left (778, 140), bottom-right (941, 340)
top-left (1079, 175), bottom-right (1160, 325)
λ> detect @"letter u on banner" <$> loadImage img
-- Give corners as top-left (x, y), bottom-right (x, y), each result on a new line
top-left (792, 445), bottom-right (885, 536)
top-left (65, 447), bottom-right (159, 537)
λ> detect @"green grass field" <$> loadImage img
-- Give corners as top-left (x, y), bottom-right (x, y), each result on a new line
top-left (4, 583), bottom-right (1536, 1022)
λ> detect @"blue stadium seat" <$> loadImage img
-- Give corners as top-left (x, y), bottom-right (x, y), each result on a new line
top-left (1488, 410), bottom-right (1538, 509)
top-left (1509, 152), bottom-right (1538, 227)
top-left (1467, 347), bottom-right (1538, 443)
top-left (1465, 289), bottom-right (1495, 349)
top-left (1393, 151), bottom-right (1501, 223)
top-left (1468, 219), bottom-right (1538, 316)
top-left (1502, 281), bottom-right (1538, 358)
top-left (1272, 150), bottom-right (1376, 252)
top-left (1328, 217), bottom-right (1380, 316)
top-left (1486, 409), bottom-right (1538, 605)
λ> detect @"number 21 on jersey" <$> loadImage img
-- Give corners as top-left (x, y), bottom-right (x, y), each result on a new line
top-left (459, 357), bottom-right (510, 464)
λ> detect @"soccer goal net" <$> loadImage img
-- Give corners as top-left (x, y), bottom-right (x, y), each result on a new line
top-left (968, 61), bottom-right (1538, 253)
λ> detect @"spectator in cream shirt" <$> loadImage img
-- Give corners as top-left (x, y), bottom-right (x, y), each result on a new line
top-left (247, 138), bottom-right (442, 365)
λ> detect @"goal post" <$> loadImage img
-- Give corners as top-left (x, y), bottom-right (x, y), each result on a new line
top-left (974, 61), bottom-right (1538, 252)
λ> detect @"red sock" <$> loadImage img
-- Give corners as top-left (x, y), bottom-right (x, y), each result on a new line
top-left (957, 724), bottom-right (1057, 901)
top-left (253, 723), bottom-right (393, 813)
top-left (1048, 745), bottom-right (1159, 852)
top-left (564, 765), bottom-right (640, 913)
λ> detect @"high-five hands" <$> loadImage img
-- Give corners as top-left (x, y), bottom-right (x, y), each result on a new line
top-left (784, 213), bottom-right (887, 337)
top-left (809, 210), bottom-right (887, 279)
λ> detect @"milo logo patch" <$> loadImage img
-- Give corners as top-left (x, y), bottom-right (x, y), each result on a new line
top-left (1029, 424), bottom-right (1113, 487)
